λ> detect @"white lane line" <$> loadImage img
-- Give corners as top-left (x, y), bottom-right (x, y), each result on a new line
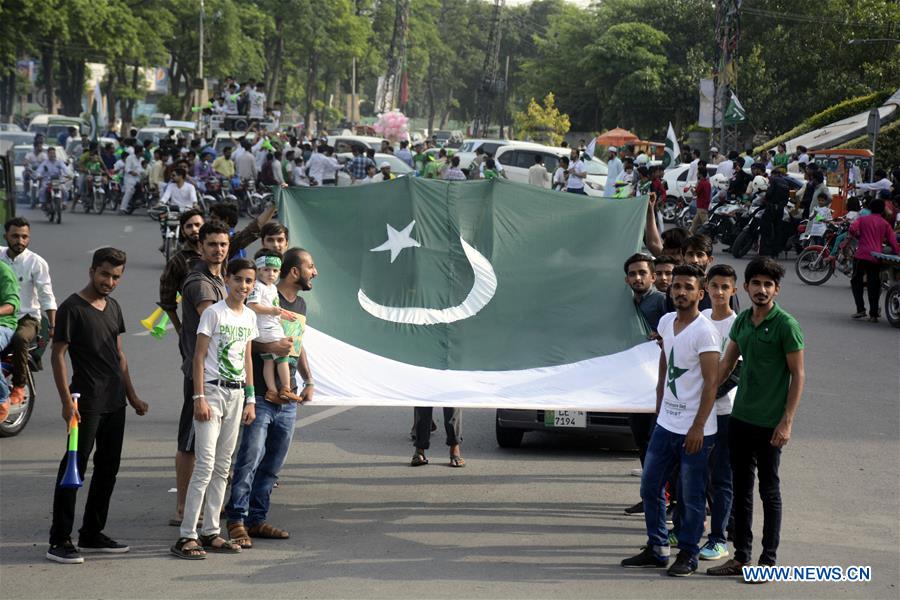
top-left (123, 225), bottom-right (134, 233)
top-left (295, 405), bottom-right (353, 429)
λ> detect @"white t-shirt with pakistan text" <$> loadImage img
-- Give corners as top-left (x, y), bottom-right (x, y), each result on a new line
top-left (657, 312), bottom-right (721, 436)
top-left (197, 300), bottom-right (258, 382)
top-left (701, 308), bottom-right (737, 416)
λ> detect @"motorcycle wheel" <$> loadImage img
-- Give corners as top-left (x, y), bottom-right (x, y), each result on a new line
top-left (55, 197), bottom-right (62, 224)
top-left (163, 233), bottom-right (173, 263)
top-left (794, 247), bottom-right (834, 286)
top-left (0, 369), bottom-right (34, 438)
top-left (731, 230), bottom-right (755, 259)
top-left (46, 201), bottom-right (54, 223)
top-left (884, 283), bottom-right (900, 328)
top-left (661, 199), bottom-right (678, 223)
top-left (94, 190), bottom-right (106, 214)
top-left (677, 209), bottom-right (693, 229)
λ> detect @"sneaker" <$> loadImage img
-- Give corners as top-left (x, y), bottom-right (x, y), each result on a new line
top-left (699, 540), bottom-right (729, 561)
top-left (667, 530), bottom-right (678, 547)
top-left (621, 546), bottom-right (669, 568)
top-left (851, 311), bottom-right (867, 319)
top-left (706, 558), bottom-right (748, 576)
top-left (623, 501), bottom-right (644, 515)
top-left (46, 540), bottom-right (84, 564)
top-left (77, 532), bottom-right (130, 553)
top-left (667, 550), bottom-right (697, 577)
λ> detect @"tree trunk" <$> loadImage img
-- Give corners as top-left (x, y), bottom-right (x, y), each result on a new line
top-left (1, 72), bottom-right (16, 120)
top-left (40, 43), bottom-right (57, 114)
top-left (105, 74), bottom-right (117, 133)
top-left (439, 89), bottom-right (453, 129)
top-left (266, 19), bottom-right (285, 102)
top-left (305, 53), bottom-right (319, 135)
top-left (57, 57), bottom-right (85, 116)
top-left (425, 72), bottom-right (436, 136)
top-left (121, 64), bottom-right (140, 133)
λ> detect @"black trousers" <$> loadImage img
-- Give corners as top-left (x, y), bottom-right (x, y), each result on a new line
top-left (413, 407), bottom-right (461, 450)
top-left (851, 259), bottom-right (882, 317)
top-left (628, 413), bottom-right (656, 466)
top-left (729, 416), bottom-right (782, 565)
top-left (49, 406), bottom-right (126, 545)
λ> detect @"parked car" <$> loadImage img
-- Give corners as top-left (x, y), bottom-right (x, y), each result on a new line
top-left (326, 134), bottom-right (385, 154)
top-left (662, 163), bottom-right (720, 200)
top-left (495, 408), bottom-right (634, 448)
top-left (148, 112), bottom-right (170, 127)
top-left (335, 152), bottom-right (413, 185)
top-left (0, 123), bottom-right (22, 132)
top-left (493, 142), bottom-right (608, 195)
top-left (136, 127), bottom-right (173, 146)
top-left (0, 131), bottom-right (35, 157)
top-left (27, 114), bottom-right (88, 139)
top-left (433, 129), bottom-right (464, 148)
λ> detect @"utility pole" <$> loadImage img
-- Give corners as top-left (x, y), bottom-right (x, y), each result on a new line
top-left (197, 0), bottom-right (205, 129)
top-left (712, 0), bottom-right (740, 153)
top-left (379, 0), bottom-right (409, 114)
top-left (473, 0), bottom-right (504, 138)
top-left (351, 56), bottom-right (357, 124)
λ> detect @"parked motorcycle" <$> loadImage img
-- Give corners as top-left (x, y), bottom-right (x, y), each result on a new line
top-left (699, 199), bottom-right (747, 246)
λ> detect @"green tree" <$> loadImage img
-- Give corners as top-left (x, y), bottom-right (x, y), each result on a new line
top-left (513, 92), bottom-right (570, 145)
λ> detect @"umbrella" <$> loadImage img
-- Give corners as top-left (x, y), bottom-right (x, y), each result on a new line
top-left (595, 127), bottom-right (640, 148)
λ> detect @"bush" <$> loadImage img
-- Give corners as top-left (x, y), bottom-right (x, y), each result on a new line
top-left (754, 89), bottom-right (893, 154)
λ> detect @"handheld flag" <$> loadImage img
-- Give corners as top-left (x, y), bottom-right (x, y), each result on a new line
top-left (724, 91), bottom-right (747, 125)
top-left (60, 394), bottom-right (83, 489)
top-left (662, 122), bottom-right (681, 170)
top-left (584, 136), bottom-right (597, 159)
top-left (89, 82), bottom-right (102, 143)
top-left (276, 179), bottom-right (658, 411)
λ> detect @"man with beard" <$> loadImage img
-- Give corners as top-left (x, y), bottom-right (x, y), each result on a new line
top-left (621, 264), bottom-right (720, 576)
top-left (622, 253), bottom-right (669, 517)
top-left (171, 223), bottom-right (230, 527)
top-left (158, 209), bottom-right (205, 334)
top-left (708, 257), bottom-right (804, 578)
top-left (46, 248), bottom-right (148, 563)
top-left (225, 248), bottom-right (315, 547)
top-left (1, 217), bottom-right (57, 408)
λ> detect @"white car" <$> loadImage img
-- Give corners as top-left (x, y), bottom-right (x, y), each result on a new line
top-left (494, 142), bottom-right (608, 196)
top-left (213, 131), bottom-right (257, 155)
top-left (327, 135), bottom-right (385, 154)
top-left (136, 127), bottom-right (173, 146)
top-left (662, 163), bottom-right (721, 200)
top-left (335, 152), bottom-right (413, 186)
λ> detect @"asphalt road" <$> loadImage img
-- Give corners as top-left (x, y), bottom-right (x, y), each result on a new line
top-left (1, 205), bottom-right (898, 599)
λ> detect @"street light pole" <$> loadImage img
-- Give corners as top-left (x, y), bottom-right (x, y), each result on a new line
top-left (197, 0), bottom-right (205, 130)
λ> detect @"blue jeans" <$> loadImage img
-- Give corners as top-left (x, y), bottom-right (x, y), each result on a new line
top-left (707, 414), bottom-right (733, 544)
top-left (641, 424), bottom-right (714, 561)
top-left (225, 398), bottom-right (297, 526)
top-left (0, 326), bottom-right (13, 403)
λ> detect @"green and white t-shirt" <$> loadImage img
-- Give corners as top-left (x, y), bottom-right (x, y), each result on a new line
top-left (701, 308), bottom-right (737, 416)
top-left (197, 300), bottom-right (259, 382)
top-left (657, 312), bottom-right (721, 436)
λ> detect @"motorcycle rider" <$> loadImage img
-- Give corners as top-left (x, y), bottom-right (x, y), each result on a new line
top-left (192, 151), bottom-right (215, 194)
top-left (1, 217), bottom-right (57, 408)
top-left (24, 136), bottom-right (47, 208)
top-left (35, 147), bottom-right (70, 210)
top-left (118, 145), bottom-right (144, 215)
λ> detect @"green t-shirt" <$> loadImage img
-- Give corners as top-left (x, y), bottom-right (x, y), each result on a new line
top-left (0, 261), bottom-right (20, 331)
top-left (413, 152), bottom-right (426, 173)
top-left (483, 168), bottom-right (500, 180)
top-left (773, 153), bottom-right (789, 168)
top-left (423, 158), bottom-right (445, 179)
top-left (729, 303), bottom-right (804, 428)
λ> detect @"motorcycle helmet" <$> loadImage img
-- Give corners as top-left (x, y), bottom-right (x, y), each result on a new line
top-left (748, 175), bottom-right (769, 195)
top-left (709, 173), bottom-right (728, 190)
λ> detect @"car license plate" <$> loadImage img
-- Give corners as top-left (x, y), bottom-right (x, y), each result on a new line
top-left (544, 410), bottom-right (586, 428)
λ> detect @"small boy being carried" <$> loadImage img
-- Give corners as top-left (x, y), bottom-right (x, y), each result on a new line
top-left (248, 249), bottom-right (301, 403)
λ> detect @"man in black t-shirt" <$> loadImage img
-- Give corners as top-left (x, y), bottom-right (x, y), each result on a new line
top-left (46, 248), bottom-right (148, 564)
top-left (225, 248), bottom-right (316, 546)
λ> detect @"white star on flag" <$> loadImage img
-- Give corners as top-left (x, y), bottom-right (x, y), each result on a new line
top-left (370, 220), bottom-right (421, 263)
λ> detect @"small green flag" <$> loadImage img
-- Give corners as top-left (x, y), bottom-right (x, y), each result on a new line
top-left (724, 92), bottom-right (747, 125)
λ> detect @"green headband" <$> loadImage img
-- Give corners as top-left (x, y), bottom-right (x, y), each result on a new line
top-left (255, 256), bottom-right (282, 269)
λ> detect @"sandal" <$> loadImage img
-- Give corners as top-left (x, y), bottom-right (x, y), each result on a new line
top-left (410, 453), bottom-right (429, 467)
top-left (227, 522), bottom-right (253, 549)
top-left (198, 534), bottom-right (242, 553)
top-left (449, 455), bottom-right (466, 468)
top-left (247, 522), bottom-right (290, 539)
top-left (170, 537), bottom-right (206, 560)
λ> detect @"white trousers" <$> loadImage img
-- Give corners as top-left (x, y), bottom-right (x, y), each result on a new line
top-left (180, 385), bottom-right (243, 539)
top-left (120, 177), bottom-right (140, 211)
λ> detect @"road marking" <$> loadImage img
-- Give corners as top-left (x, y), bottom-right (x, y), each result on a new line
top-left (295, 405), bottom-right (353, 429)
top-left (124, 225), bottom-right (134, 233)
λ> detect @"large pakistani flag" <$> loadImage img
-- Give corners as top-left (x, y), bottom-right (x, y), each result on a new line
top-left (277, 178), bottom-right (658, 410)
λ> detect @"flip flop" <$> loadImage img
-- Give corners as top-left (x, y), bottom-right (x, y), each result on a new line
top-left (247, 522), bottom-right (290, 539)
top-left (410, 453), bottom-right (429, 467)
top-left (449, 455), bottom-right (466, 468)
top-left (199, 534), bottom-right (242, 554)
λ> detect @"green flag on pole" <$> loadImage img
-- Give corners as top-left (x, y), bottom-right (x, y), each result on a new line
top-left (723, 91), bottom-right (747, 125)
top-left (662, 122), bottom-right (681, 170)
top-left (89, 81), bottom-right (102, 143)
top-left (276, 179), bottom-right (658, 410)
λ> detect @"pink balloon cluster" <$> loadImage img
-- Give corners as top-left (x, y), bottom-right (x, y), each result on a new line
top-left (373, 110), bottom-right (409, 142)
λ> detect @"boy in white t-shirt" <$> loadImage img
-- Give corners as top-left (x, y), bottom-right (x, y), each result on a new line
top-left (174, 258), bottom-right (259, 559)
top-left (622, 264), bottom-right (721, 577)
top-left (807, 195), bottom-right (832, 246)
top-left (699, 264), bottom-right (739, 562)
top-left (247, 250), bottom-right (301, 404)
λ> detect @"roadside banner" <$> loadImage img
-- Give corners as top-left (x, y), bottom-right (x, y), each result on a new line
top-left (278, 179), bottom-right (658, 410)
